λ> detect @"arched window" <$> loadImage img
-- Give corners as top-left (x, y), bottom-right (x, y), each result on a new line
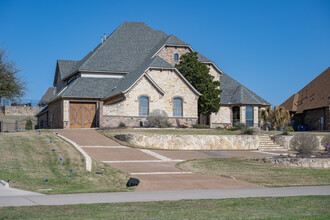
top-left (139, 96), bottom-right (149, 116)
top-left (173, 97), bottom-right (183, 117)
top-left (246, 106), bottom-right (254, 127)
top-left (174, 53), bottom-right (179, 61)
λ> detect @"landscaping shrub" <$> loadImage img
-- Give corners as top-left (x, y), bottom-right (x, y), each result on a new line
top-left (147, 109), bottom-right (171, 128)
top-left (290, 134), bottom-right (319, 155)
top-left (240, 127), bottom-right (255, 135)
top-left (234, 122), bottom-right (248, 130)
top-left (25, 119), bottom-right (33, 130)
top-left (118, 122), bottom-right (126, 128)
top-left (321, 134), bottom-right (330, 153)
top-left (281, 130), bottom-right (290, 135)
top-left (285, 126), bottom-right (294, 132)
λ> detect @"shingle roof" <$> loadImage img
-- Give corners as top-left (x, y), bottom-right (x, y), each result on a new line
top-left (58, 60), bottom-right (80, 80)
top-left (36, 105), bottom-right (49, 116)
top-left (197, 52), bottom-right (212, 63)
top-left (164, 34), bottom-right (189, 46)
top-left (220, 73), bottom-right (270, 105)
top-left (61, 77), bottom-right (121, 98)
top-left (76, 22), bottom-right (168, 73)
top-left (38, 87), bottom-right (56, 106)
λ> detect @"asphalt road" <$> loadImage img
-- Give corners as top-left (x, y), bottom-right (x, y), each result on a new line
top-left (1, 186), bottom-right (329, 207)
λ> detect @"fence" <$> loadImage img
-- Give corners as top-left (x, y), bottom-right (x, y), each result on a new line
top-left (0, 117), bottom-right (38, 132)
top-left (0, 99), bottom-right (46, 107)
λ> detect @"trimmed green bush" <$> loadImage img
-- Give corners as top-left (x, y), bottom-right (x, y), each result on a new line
top-left (234, 122), bottom-right (248, 130)
top-left (25, 119), bottom-right (33, 130)
top-left (240, 127), bottom-right (255, 135)
top-left (118, 122), bottom-right (126, 128)
top-left (290, 134), bottom-right (319, 155)
top-left (281, 130), bottom-right (290, 135)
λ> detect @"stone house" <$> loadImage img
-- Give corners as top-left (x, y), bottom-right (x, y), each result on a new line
top-left (37, 22), bottom-right (270, 129)
top-left (281, 67), bottom-right (330, 130)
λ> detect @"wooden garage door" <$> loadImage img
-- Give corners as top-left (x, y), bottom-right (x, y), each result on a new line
top-left (70, 103), bottom-right (96, 128)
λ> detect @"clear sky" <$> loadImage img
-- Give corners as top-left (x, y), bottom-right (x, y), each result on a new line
top-left (0, 0), bottom-right (329, 106)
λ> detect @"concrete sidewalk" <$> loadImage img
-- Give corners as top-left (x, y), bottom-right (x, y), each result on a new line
top-left (0, 185), bottom-right (42, 197)
top-left (1, 186), bottom-right (329, 207)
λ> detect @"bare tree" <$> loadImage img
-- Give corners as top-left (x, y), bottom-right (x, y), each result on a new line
top-left (0, 48), bottom-right (26, 104)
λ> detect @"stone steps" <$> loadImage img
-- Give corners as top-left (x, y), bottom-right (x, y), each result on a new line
top-left (258, 135), bottom-right (287, 151)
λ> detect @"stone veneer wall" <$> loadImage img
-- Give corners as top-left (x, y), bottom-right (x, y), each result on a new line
top-left (1, 106), bottom-right (42, 116)
top-left (103, 69), bottom-right (199, 122)
top-left (115, 133), bottom-right (259, 150)
top-left (101, 116), bottom-right (197, 128)
top-left (156, 46), bottom-right (192, 66)
top-left (271, 135), bottom-right (324, 150)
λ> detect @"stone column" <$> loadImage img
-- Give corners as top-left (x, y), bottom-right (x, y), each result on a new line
top-left (253, 106), bottom-right (259, 127)
top-left (240, 106), bottom-right (246, 124)
top-left (63, 100), bottom-right (70, 129)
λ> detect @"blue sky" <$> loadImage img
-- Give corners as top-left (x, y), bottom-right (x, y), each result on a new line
top-left (0, 0), bottom-right (329, 105)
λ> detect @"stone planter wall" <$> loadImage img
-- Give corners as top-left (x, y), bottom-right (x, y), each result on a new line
top-left (271, 135), bottom-right (324, 150)
top-left (258, 157), bottom-right (330, 168)
top-left (115, 133), bottom-right (259, 150)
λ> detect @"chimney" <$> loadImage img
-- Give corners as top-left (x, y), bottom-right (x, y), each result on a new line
top-left (101, 36), bottom-right (103, 44)
top-left (104, 33), bottom-right (106, 40)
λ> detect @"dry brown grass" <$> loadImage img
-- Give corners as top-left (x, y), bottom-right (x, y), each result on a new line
top-left (0, 130), bottom-right (131, 194)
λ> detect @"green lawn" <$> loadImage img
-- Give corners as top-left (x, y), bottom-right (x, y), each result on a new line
top-left (0, 196), bottom-right (329, 219)
top-left (0, 130), bottom-right (131, 194)
top-left (177, 158), bottom-right (330, 187)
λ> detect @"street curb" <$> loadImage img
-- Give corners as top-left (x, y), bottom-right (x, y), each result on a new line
top-left (54, 132), bottom-right (92, 171)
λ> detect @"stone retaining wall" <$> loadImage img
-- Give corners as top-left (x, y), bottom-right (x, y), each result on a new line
top-left (115, 133), bottom-right (259, 150)
top-left (258, 157), bottom-right (329, 168)
top-left (271, 135), bottom-right (324, 150)
top-left (1, 106), bottom-right (42, 116)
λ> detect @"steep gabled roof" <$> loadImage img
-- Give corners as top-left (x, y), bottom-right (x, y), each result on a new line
top-left (196, 52), bottom-right (212, 63)
top-left (58, 60), bottom-right (80, 80)
top-left (164, 34), bottom-right (189, 46)
top-left (57, 77), bottom-right (120, 99)
top-left (74, 22), bottom-right (168, 74)
top-left (220, 73), bottom-right (270, 105)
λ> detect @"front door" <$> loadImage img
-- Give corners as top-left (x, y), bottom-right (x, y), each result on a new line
top-left (70, 103), bottom-right (96, 128)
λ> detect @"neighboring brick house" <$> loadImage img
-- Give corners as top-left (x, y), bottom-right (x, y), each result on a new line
top-left (281, 67), bottom-right (330, 131)
top-left (37, 22), bottom-right (270, 129)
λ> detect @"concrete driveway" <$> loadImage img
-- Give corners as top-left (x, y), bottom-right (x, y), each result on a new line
top-left (53, 129), bottom-right (270, 191)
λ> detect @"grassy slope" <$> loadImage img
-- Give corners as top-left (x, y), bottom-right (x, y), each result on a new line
top-left (0, 196), bottom-right (329, 219)
top-left (177, 158), bottom-right (330, 187)
top-left (0, 130), bottom-right (131, 194)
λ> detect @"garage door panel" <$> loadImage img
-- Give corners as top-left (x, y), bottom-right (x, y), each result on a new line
top-left (70, 103), bottom-right (96, 128)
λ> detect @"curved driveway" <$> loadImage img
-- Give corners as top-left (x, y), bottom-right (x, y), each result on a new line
top-left (54, 129), bottom-right (271, 191)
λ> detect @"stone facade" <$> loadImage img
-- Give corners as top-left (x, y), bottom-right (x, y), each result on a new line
top-left (1, 106), bottom-right (42, 116)
top-left (115, 133), bottom-right (259, 150)
top-left (156, 46), bottom-right (192, 66)
top-left (101, 115), bottom-right (197, 128)
top-left (211, 106), bottom-right (231, 127)
top-left (101, 69), bottom-right (199, 128)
